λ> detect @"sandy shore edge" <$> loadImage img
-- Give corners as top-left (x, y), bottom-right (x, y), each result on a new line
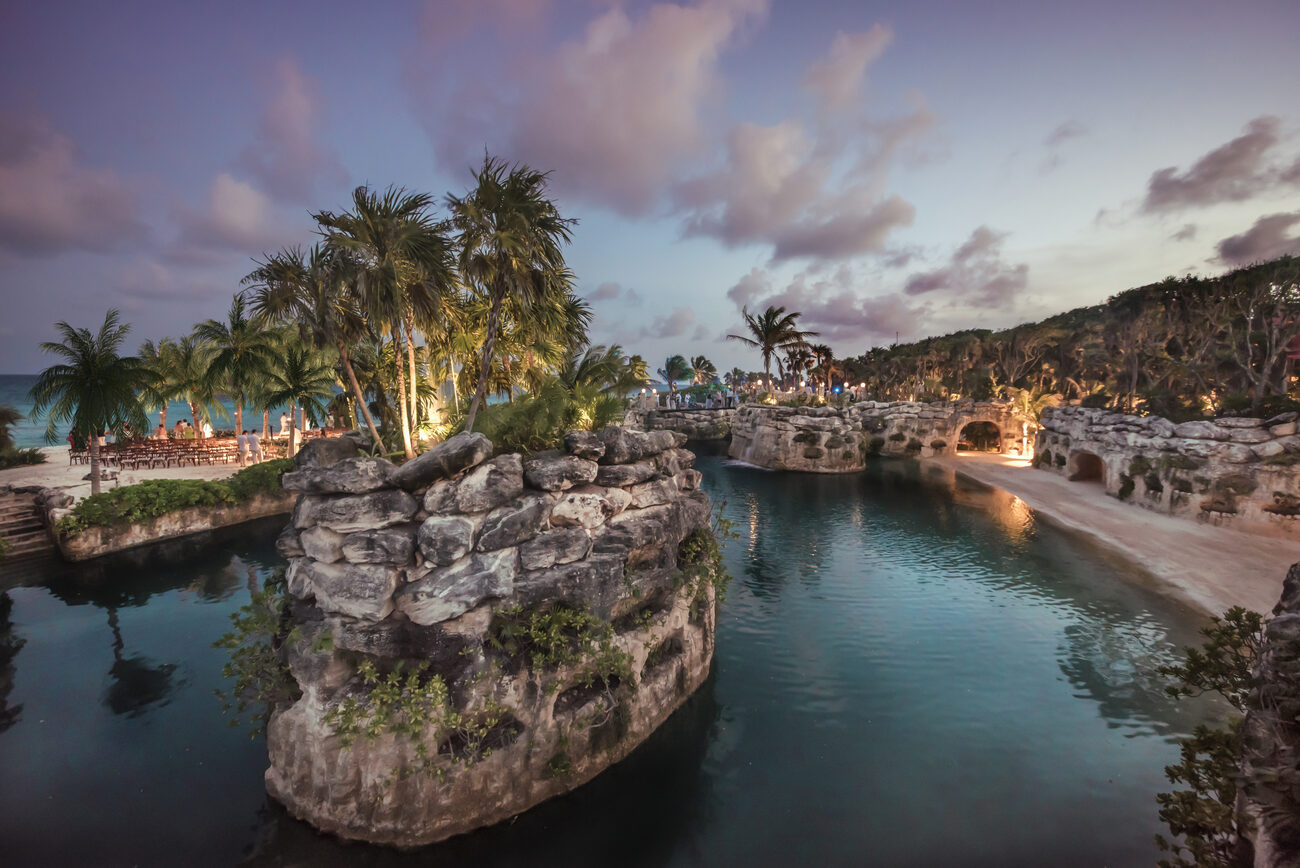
top-left (936, 453), bottom-right (1300, 617)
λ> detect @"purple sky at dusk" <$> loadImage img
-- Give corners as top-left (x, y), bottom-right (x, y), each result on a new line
top-left (2, 0), bottom-right (1299, 374)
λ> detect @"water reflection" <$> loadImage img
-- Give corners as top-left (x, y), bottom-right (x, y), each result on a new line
top-left (0, 593), bottom-right (23, 733)
top-left (104, 605), bottom-right (181, 717)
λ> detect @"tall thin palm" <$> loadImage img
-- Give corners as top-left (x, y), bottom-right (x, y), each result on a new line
top-left (28, 310), bottom-right (151, 495)
top-left (315, 186), bottom-right (456, 457)
top-left (447, 156), bottom-right (576, 433)
top-left (810, 344), bottom-right (835, 394)
top-left (243, 245), bottom-right (383, 450)
top-left (172, 335), bottom-right (217, 438)
top-left (137, 337), bottom-right (181, 433)
top-left (726, 305), bottom-right (818, 388)
top-left (194, 296), bottom-right (277, 436)
top-left (261, 345), bottom-right (338, 458)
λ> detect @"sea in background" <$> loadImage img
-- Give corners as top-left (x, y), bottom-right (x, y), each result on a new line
top-left (0, 374), bottom-right (297, 449)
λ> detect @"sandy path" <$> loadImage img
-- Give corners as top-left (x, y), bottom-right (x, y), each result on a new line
top-left (0, 446), bottom-right (258, 501)
top-left (936, 452), bottom-right (1300, 617)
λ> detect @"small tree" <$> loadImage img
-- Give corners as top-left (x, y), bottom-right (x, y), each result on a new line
top-left (260, 344), bottom-right (337, 457)
top-left (29, 310), bottom-right (150, 495)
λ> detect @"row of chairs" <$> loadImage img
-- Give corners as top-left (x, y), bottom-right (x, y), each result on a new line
top-left (68, 428), bottom-right (344, 469)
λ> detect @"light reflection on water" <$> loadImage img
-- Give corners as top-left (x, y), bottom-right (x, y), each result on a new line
top-left (0, 452), bottom-right (1224, 867)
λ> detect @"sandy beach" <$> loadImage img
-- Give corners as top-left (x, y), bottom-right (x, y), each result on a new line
top-left (938, 452), bottom-right (1300, 617)
top-left (0, 445), bottom-right (257, 501)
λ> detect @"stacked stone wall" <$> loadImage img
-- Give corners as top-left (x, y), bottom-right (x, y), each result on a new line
top-left (625, 408), bottom-right (735, 440)
top-left (1036, 406), bottom-right (1300, 538)
top-left (728, 400), bottom-right (1032, 471)
top-left (266, 427), bottom-right (716, 846)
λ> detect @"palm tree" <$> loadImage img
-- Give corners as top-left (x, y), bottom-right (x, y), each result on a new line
top-left (690, 355), bottom-right (717, 385)
top-left (0, 406), bottom-right (21, 453)
top-left (261, 344), bottom-right (338, 457)
top-left (194, 296), bottom-right (277, 437)
top-left (447, 156), bottom-right (576, 433)
top-left (656, 355), bottom-right (691, 396)
top-left (137, 338), bottom-right (181, 435)
top-left (811, 343), bottom-right (836, 394)
top-left (243, 245), bottom-right (384, 450)
top-left (172, 335), bottom-right (217, 438)
top-left (724, 367), bottom-right (747, 390)
top-left (727, 305), bottom-right (818, 388)
top-left (28, 310), bottom-right (150, 494)
top-left (315, 186), bottom-right (456, 458)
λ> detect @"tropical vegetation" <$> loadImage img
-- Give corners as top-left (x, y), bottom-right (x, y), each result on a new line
top-left (0, 405), bottom-right (45, 470)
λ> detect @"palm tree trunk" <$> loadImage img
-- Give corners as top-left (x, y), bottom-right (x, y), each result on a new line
top-left (235, 402), bottom-right (243, 437)
top-left (404, 311), bottom-right (420, 435)
top-left (449, 351), bottom-right (460, 412)
top-left (288, 402), bottom-right (298, 458)
top-left (424, 348), bottom-right (443, 427)
top-left (88, 435), bottom-right (101, 496)
top-left (263, 409), bottom-right (270, 442)
top-left (393, 327), bottom-right (415, 459)
top-left (465, 290), bottom-right (504, 433)
top-left (337, 341), bottom-right (383, 451)
top-left (159, 405), bottom-right (168, 437)
top-left (189, 402), bottom-right (202, 439)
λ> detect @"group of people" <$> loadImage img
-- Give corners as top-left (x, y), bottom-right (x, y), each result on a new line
top-left (149, 419), bottom-right (212, 440)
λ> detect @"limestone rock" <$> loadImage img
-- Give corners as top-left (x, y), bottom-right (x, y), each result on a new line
top-left (476, 491), bottom-right (554, 551)
top-left (390, 432), bottom-right (493, 491)
top-left (422, 478), bottom-right (457, 514)
top-left (551, 490), bottom-right (614, 529)
top-left (341, 527), bottom-right (416, 565)
top-left (301, 525), bottom-right (345, 563)
top-left (523, 451), bottom-right (599, 491)
top-left (563, 430), bottom-right (606, 460)
top-left (515, 553), bottom-right (625, 618)
top-left (294, 436), bottom-right (360, 469)
top-left (595, 426), bottom-right (673, 464)
top-left (595, 461), bottom-right (659, 487)
top-left (418, 514), bottom-right (480, 566)
top-left (519, 526), bottom-right (592, 570)
top-left (282, 457), bottom-right (396, 494)
top-left (293, 490), bottom-right (419, 534)
top-left (1173, 420), bottom-right (1229, 441)
top-left (300, 559), bottom-right (401, 621)
top-left (276, 525), bottom-right (305, 559)
top-left (627, 477), bottom-right (680, 509)
top-left (602, 486), bottom-right (632, 516)
top-left (395, 549), bottom-right (518, 625)
top-left (454, 454), bottom-right (525, 513)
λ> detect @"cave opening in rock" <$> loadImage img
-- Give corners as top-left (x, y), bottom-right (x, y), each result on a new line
top-left (957, 421), bottom-right (1002, 453)
top-left (1068, 451), bottom-right (1105, 483)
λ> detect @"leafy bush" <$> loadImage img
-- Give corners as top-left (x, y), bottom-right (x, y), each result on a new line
top-left (0, 448), bottom-right (46, 469)
top-left (56, 458), bottom-right (294, 534)
top-left (458, 379), bottom-right (626, 456)
top-left (0, 535), bottom-right (11, 562)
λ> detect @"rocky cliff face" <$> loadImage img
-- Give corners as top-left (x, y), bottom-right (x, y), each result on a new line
top-left (265, 427), bottom-right (718, 847)
top-left (728, 400), bottom-right (1032, 472)
top-left (1037, 406), bottom-right (1300, 538)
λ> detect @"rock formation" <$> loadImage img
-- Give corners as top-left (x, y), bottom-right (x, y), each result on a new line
top-left (1037, 406), bottom-right (1300, 538)
top-left (265, 426), bottom-right (719, 847)
top-left (728, 400), bottom-right (1032, 471)
top-left (625, 408), bottom-right (735, 440)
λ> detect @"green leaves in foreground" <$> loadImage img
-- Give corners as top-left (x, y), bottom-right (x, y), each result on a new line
top-left (213, 570), bottom-right (300, 737)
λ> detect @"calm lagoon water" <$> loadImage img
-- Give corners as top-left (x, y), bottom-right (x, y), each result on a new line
top-left (0, 446), bottom-right (1222, 867)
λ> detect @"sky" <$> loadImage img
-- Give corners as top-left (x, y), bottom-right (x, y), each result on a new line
top-left (1, 0), bottom-right (1299, 375)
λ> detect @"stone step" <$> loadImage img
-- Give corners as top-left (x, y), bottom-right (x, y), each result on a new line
top-left (0, 520), bottom-right (44, 536)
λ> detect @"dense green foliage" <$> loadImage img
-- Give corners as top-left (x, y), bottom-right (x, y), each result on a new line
top-left (56, 458), bottom-right (294, 534)
top-left (839, 257), bottom-right (1299, 418)
top-left (0, 447), bottom-right (45, 470)
top-left (1155, 607), bottom-right (1266, 867)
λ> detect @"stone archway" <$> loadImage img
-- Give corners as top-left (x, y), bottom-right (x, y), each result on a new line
top-left (1067, 450), bottom-right (1105, 483)
top-left (957, 420), bottom-right (1003, 453)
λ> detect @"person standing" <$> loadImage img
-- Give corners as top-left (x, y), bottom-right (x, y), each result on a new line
top-left (236, 430), bottom-right (248, 467)
top-left (248, 428), bottom-right (262, 463)
top-left (201, 419), bottom-right (213, 439)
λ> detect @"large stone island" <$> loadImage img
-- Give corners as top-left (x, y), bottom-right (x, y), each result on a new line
top-left (265, 426), bottom-right (719, 847)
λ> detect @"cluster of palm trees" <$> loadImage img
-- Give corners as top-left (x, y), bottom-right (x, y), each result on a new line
top-left (726, 306), bottom-right (838, 394)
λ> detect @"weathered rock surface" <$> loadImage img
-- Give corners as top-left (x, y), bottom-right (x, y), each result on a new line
top-left (266, 430), bottom-right (718, 847)
top-left (294, 436), bottom-right (360, 469)
top-left (390, 432), bottom-right (492, 491)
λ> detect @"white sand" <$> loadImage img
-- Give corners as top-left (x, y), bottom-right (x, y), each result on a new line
top-left (0, 445), bottom-right (258, 501)
top-left (937, 452), bottom-right (1300, 616)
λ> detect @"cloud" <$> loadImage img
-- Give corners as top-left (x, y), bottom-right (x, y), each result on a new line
top-left (0, 111), bottom-right (147, 256)
top-left (638, 305), bottom-right (696, 339)
top-left (1170, 223), bottom-right (1197, 242)
top-left (588, 281), bottom-right (623, 301)
top-left (1041, 120), bottom-right (1086, 172)
top-left (414, 0), bottom-right (768, 215)
top-left (169, 173), bottom-right (298, 263)
top-left (691, 324), bottom-right (710, 341)
top-left (1215, 212), bottom-right (1300, 266)
top-left (1141, 116), bottom-right (1300, 212)
top-left (802, 25), bottom-right (892, 109)
top-left (237, 58), bottom-right (347, 202)
top-left (903, 225), bottom-right (1028, 307)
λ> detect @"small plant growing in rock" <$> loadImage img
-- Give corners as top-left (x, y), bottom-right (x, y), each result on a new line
top-left (213, 569), bottom-right (301, 736)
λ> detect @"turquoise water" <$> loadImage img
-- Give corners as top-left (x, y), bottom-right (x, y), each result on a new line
top-left (0, 449), bottom-right (1222, 866)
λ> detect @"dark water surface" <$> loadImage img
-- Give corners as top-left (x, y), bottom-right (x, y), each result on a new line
top-left (0, 448), bottom-right (1222, 867)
